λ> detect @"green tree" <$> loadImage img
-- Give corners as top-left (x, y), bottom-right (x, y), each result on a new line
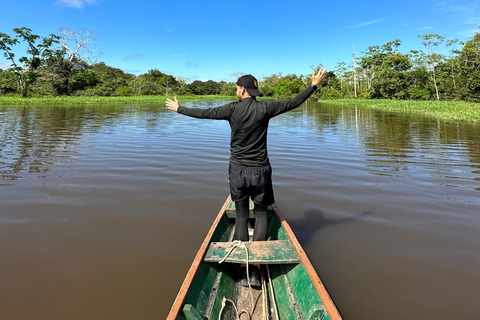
top-left (370, 52), bottom-right (412, 99)
top-left (259, 73), bottom-right (282, 97)
top-left (408, 50), bottom-right (427, 87)
top-left (459, 31), bottom-right (480, 101)
top-left (360, 39), bottom-right (402, 97)
top-left (419, 34), bottom-right (445, 100)
top-left (334, 62), bottom-right (348, 91)
top-left (37, 48), bottom-right (77, 95)
top-left (205, 80), bottom-right (221, 95)
top-left (71, 62), bottom-right (134, 96)
top-left (274, 74), bottom-right (304, 98)
top-left (322, 71), bottom-right (340, 90)
top-left (131, 76), bottom-right (156, 95)
top-left (220, 81), bottom-right (236, 96)
top-left (445, 39), bottom-right (464, 97)
top-left (132, 69), bottom-right (176, 95)
top-left (406, 67), bottom-right (430, 100)
top-left (35, 28), bottom-right (102, 96)
top-left (317, 71), bottom-right (341, 99)
top-left (69, 69), bottom-right (98, 92)
top-left (157, 73), bottom-right (178, 95)
top-left (187, 80), bottom-right (207, 95)
top-left (0, 68), bottom-right (17, 94)
top-left (187, 80), bottom-right (221, 95)
top-left (0, 27), bottom-right (59, 97)
top-left (115, 86), bottom-right (135, 96)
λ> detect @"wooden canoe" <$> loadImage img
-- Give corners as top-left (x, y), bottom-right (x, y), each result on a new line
top-left (167, 195), bottom-right (342, 320)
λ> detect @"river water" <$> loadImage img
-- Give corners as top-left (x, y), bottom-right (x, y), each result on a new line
top-left (0, 100), bottom-right (479, 320)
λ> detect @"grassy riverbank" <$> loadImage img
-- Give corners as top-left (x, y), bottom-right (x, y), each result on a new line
top-left (2, 95), bottom-right (479, 122)
top-left (0, 95), bottom-right (236, 105)
top-left (324, 99), bottom-right (480, 122)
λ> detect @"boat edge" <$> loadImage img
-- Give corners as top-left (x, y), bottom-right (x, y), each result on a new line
top-left (166, 197), bottom-right (343, 320)
top-left (166, 195), bottom-right (232, 320)
top-left (272, 203), bottom-right (343, 320)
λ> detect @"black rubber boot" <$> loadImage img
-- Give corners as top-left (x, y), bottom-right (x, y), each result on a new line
top-left (249, 266), bottom-right (261, 288)
top-left (239, 267), bottom-right (249, 287)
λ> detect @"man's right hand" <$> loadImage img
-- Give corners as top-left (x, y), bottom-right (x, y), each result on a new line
top-left (311, 68), bottom-right (327, 87)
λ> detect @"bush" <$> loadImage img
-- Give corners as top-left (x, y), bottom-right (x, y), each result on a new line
top-left (408, 87), bottom-right (431, 100)
top-left (73, 84), bottom-right (115, 96)
top-left (318, 88), bottom-right (340, 100)
top-left (115, 86), bottom-right (135, 96)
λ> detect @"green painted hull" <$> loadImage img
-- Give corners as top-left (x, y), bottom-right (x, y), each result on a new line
top-left (168, 197), bottom-right (341, 320)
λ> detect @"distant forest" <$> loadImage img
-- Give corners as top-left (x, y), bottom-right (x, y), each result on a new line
top-left (1, 27), bottom-right (480, 102)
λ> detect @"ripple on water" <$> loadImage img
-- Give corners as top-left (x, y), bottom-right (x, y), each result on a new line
top-left (1, 102), bottom-right (480, 320)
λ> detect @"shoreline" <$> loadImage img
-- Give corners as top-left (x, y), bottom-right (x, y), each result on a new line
top-left (323, 99), bottom-right (480, 122)
top-left (0, 95), bottom-right (236, 105)
top-left (1, 95), bottom-right (479, 122)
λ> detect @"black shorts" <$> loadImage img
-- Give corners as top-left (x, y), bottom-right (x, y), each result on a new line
top-left (228, 161), bottom-right (274, 206)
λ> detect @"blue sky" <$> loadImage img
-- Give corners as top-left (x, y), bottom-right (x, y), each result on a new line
top-left (1, 0), bottom-right (479, 82)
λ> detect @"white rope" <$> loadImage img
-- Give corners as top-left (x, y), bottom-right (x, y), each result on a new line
top-left (217, 239), bottom-right (279, 320)
top-left (217, 240), bottom-right (255, 320)
top-left (218, 297), bottom-right (242, 320)
top-left (218, 240), bottom-right (244, 264)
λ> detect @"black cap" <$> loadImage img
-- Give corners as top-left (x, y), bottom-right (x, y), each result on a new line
top-left (236, 74), bottom-right (264, 97)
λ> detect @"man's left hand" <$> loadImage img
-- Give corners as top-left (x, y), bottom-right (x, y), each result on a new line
top-left (166, 96), bottom-right (180, 112)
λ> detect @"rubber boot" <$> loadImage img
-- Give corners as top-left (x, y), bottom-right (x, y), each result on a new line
top-left (249, 266), bottom-right (261, 288)
top-left (239, 267), bottom-right (249, 287)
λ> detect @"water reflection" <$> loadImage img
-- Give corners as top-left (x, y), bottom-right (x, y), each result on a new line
top-left (1, 100), bottom-right (480, 320)
top-left (311, 102), bottom-right (480, 194)
top-left (0, 104), bottom-right (168, 185)
top-left (2, 101), bottom-right (480, 194)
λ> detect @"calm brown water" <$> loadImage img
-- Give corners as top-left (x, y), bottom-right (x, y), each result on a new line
top-left (1, 101), bottom-right (479, 320)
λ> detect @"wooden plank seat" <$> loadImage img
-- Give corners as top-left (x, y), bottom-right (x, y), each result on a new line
top-left (204, 240), bottom-right (300, 264)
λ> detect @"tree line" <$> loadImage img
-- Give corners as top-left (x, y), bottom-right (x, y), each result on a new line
top-left (328, 34), bottom-right (480, 102)
top-left (1, 27), bottom-right (480, 102)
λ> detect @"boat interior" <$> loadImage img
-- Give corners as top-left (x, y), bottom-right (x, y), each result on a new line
top-left (178, 201), bottom-right (330, 320)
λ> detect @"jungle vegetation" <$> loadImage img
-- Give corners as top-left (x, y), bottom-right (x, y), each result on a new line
top-left (1, 27), bottom-right (480, 103)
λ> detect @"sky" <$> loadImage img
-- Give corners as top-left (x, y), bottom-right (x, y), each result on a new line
top-left (1, 0), bottom-right (479, 82)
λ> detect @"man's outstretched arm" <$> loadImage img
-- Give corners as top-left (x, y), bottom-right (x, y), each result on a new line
top-left (266, 68), bottom-right (327, 117)
top-left (288, 68), bottom-right (327, 106)
top-left (166, 96), bottom-right (230, 119)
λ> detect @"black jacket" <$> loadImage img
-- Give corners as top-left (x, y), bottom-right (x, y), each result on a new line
top-left (177, 84), bottom-right (317, 166)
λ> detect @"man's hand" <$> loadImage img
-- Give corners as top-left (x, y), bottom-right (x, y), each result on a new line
top-left (311, 68), bottom-right (327, 87)
top-left (166, 96), bottom-right (180, 112)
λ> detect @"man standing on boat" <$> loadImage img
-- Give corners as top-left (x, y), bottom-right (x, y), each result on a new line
top-left (166, 68), bottom-right (326, 284)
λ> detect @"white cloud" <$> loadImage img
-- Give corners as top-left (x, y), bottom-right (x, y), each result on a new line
top-left (56, 0), bottom-right (100, 9)
top-left (436, 1), bottom-right (480, 26)
top-left (424, 26), bottom-right (434, 29)
top-left (124, 53), bottom-right (142, 60)
top-left (459, 28), bottom-right (479, 38)
top-left (436, 1), bottom-right (479, 13)
top-left (0, 61), bottom-right (12, 70)
top-left (352, 19), bottom-right (386, 28)
top-left (124, 69), bottom-right (145, 75)
top-left (435, 1), bottom-right (480, 39)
